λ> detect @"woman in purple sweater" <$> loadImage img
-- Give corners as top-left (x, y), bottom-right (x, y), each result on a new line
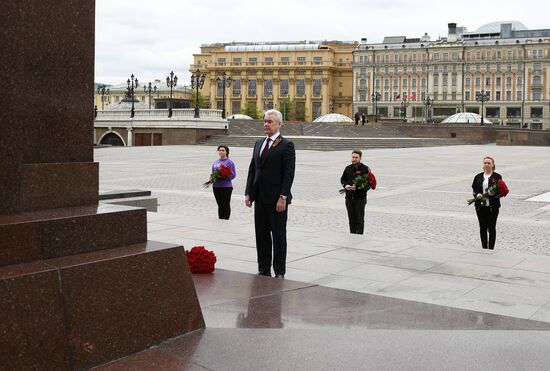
top-left (212, 145), bottom-right (236, 219)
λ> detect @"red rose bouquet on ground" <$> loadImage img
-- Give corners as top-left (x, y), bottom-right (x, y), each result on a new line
top-left (185, 246), bottom-right (217, 273)
top-left (339, 172), bottom-right (377, 194)
top-left (467, 178), bottom-right (509, 206)
top-left (203, 164), bottom-right (232, 188)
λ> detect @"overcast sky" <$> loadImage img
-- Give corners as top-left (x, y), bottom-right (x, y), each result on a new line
top-left (95, 0), bottom-right (549, 86)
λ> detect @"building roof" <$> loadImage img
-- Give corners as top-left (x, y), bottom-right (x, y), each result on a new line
top-left (474, 20), bottom-right (528, 33)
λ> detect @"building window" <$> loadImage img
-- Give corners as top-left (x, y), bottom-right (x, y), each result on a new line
top-left (433, 53), bottom-right (439, 60)
top-left (443, 53), bottom-right (448, 61)
top-left (507, 50), bottom-right (513, 59)
top-left (248, 58), bottom-right (257, 65)
top-left (231, 101), bottom-right (241, 115)
top-left (280, 56), bottom-right (290, 64)
top-left (313, 56), bottom-right (322, 64)
top-left (313, 79), bottom-right (322, 97)
top-left (360, 91), bottom-right (367, 101)
top-left (531, 107), bottom-right (543, 118)
top-left (232, 58), bottom-right (241, 65)
top-left (312, 102), bottom-right (322, 119)
top-left (217, 58), bottom-right (226, 64)
top-left (465, 91), bottom-right (470, 101)
top-left (384, 92), bottom-right (389, 101)
top-left (217, 80), bottom-right (224, 97)
top-left (297, 57), bottom-right (306, 64)
top-left (264, 57), bottom-right (273, 65)
top-left (467, 52), bottom-right (472, 60)
top-left (496, 51), bottom-right (501, 60)
top-left (264, 80), bottom-right (273, 97)
top-left (465, 77), bottom-right (471, 86)
top-left (248, 80), bottom-right (256, 97)
top-left (533, 91), bottom-right (541, 100)
top-left (517, 91), bottom-right (522, 100)
top-left (442, 92), bottom-right (447, 101)
top-left (296, 79), bottom-right (305, 97)
top-left (232, 80), bottom-right (241, 97)
top-left (506, 91), bottom-right (511, 100)
top-left (495, 91), bottom-right (501, 101)
top-left (280, 79), bottom-right (289, 97)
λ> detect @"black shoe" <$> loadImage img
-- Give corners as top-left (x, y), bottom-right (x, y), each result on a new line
top-left (275, 274), bottom-right (285, 279)
top-left (257, 272), bottom-right (271, 277)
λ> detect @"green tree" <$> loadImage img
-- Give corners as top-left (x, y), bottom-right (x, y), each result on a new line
top-left (241, 102), bottom-right (259, 119)
top-left (279, 100), bottom-right (292, 121)
top-left (191, 91), bottom-right (207, 109)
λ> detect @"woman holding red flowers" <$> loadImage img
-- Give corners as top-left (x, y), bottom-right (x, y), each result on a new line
top-left (212, 145), bottom-right (236, 219)
top-left (471, 156), bottom-right (507, 249)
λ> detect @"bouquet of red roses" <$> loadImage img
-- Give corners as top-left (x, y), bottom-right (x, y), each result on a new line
top-left (203, 164), bottom-right (232, 188)
top-left (185, 245), bottom-right (217, 273)
top-left (339, 172), bottom-right (377, 194)
top-left (467, 178), bottom-right (509, 206)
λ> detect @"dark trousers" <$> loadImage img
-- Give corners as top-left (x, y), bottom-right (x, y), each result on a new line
top-left (213, 187), bottom-right (232, 219)
top-left (475, 206), bottom-right (500, 249)
top-left (346, 198), bottom-right (367, 234)
top-left (254, 201), bottom-right (288, 276)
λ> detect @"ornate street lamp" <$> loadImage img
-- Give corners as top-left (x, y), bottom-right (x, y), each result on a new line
top-left (144, 82), bottom-right (157, 109)
top-left (191, 69), bottom-right (206, 118)
top-left (216, 72), bottom-right (232, 119)
top-left (371, 91), bottom-right (381, 123)
top-left (97, 85), bottom-right (110, 110)
top-left (423, 96), bottom-right (433, 123)
top-left (126, 74), bottom-right (138, 118)
top-left (166, 71), bottom-right (178, 117)
top-left (476, 89), bottom-right (490, 125)
top-left (401, 97), bottom-right (409, 120)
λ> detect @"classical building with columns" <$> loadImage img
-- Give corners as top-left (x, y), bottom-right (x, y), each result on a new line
top-left (190, 40), bottom-right (358, 122)
top-left (353, 21), bottom-right (550, 129)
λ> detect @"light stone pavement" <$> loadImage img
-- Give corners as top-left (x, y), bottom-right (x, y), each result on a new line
top-left (95, 144), bottom-right (550, 321)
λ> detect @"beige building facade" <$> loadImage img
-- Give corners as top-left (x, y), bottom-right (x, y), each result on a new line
top-left (353, 21), bottom-right (550, 129)
top-left (190, 40), bottom-right (358, 122)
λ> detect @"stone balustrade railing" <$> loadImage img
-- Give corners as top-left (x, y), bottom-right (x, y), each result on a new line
top-left (96, 109), bottom-right (224, 120)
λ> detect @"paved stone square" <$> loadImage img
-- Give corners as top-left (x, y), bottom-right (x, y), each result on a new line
top-left (96, 143), bottom-right (550, 255)
top-left (95, 143), bottom-right (550, 321)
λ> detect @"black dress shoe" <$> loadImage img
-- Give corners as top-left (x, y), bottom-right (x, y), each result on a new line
top-left (257, 272), bottom-right (271, 277)
top-left (275, 274), bottom-right (285, 279)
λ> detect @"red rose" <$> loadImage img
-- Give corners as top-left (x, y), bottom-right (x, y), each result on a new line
top-left (185, 246), bottom-right (217, 273)
top-left (368, 172), bottom-right (377, 190)
top-left (497, 179), bottom-right (509, 197)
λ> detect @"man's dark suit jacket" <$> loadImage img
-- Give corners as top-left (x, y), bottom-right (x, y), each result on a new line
top-left (245, 135), bottom-right (296, 205)
top-left (472, 172), bottom-right (502, 208)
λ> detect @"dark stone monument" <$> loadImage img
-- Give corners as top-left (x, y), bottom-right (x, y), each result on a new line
top-left (0, 1), bottom-right (204, 369)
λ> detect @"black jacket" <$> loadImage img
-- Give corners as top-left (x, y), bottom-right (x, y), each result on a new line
top-left (245, 135), bottom-right (296, 204)
top-left (340, 163), bottom-right (370, 200)
top-left (471, 172), bottom-right (502, 208)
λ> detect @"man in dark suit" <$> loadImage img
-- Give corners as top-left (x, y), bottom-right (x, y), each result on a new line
top-left (245, 109), bottom-right (296, 278)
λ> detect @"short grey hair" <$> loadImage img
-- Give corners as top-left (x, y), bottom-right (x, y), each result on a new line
top-left (264, 109), bottom-right (283, 124)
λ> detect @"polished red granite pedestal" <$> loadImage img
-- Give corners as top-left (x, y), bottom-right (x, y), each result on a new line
top-left (0, 1), bottom-right (204, 369)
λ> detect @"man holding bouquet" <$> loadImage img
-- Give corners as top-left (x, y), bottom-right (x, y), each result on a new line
top-left (470, 156), bottom-right (509, 249)
top-left (340, 150), bottom-right (374, 234)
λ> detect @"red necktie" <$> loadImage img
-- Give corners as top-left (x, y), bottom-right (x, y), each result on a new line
top-left (260, 138), bottom-right (271, 161)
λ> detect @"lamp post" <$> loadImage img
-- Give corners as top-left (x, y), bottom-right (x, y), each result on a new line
top-left (423, 96), bottom-right (433, 123)
top-left (191, 69), bottom-right (206, 118)
top-left (371, 91), bottom-right (381, 123)
top-left (400, 97), bottom-right (409, 120)
top-left (216, 72), bottom-right (232, 119)
top-left (144, 82), bottom-right (157, 109)
top-left (476, 89), bottom-right (490, 125)
top-left (166, 71), bottom-right (178, 118)
top-left (97, 85), bottom-right (110, 110)
top-left (127, 74), bottom-right (138, 118)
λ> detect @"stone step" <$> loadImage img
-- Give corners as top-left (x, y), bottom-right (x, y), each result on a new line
top-left (0, 204), bottom-right (147, 267)
top-left (199, 135), bottom-right (467, 150)
top-left (0, 241), bottom-right (204, 370)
